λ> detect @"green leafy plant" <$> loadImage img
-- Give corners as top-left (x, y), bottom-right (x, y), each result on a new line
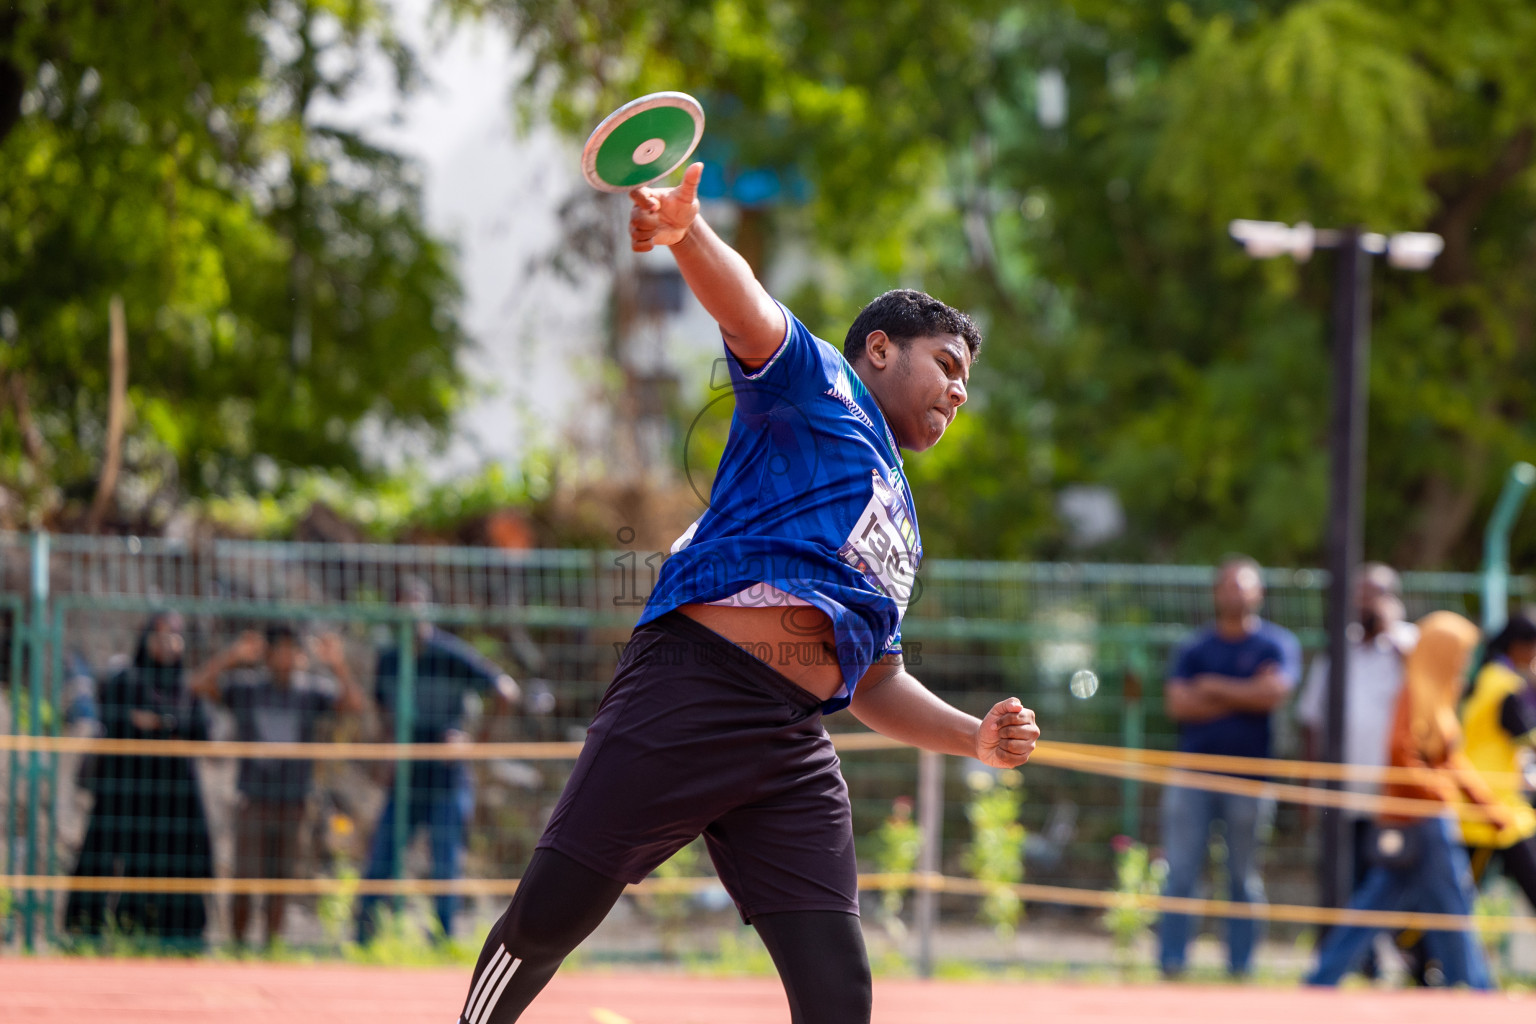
top-left (962, 768), bottom-right (1026, 939)
top-left (1102, 835), bottom-right (1167, 967)
top-left (317, 865), bottom-right (360, 951)
top-left (870, 795), bottom-right (922, 937)
top-left (1475, 874), bottom-right (1517, 971)
top-left (344, 902), bottom-right (474, 967)
top-left (685, 925), bottom-right (778, 977)
top-left (632, 839), bottom-right (704, 959)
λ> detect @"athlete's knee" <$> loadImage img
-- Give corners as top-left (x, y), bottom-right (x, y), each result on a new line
top-left (793, 969), bottom-right (870, 1024)
top-left (755, 910), bottom-right (871, 1024)
top-left (831, 959), bottom-right (873, 1021)
top-left (493, 903), bottom-right (587, 963)
top-left (490, 850), bottom-right (625, 961)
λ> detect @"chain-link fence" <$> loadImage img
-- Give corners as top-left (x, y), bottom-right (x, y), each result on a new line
top-left (0, 531), bottom-right (1527, 956)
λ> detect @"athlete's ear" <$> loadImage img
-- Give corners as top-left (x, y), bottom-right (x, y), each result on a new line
top-left (864, 330), bottom-right (893, 370)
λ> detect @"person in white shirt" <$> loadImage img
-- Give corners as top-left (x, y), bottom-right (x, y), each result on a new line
top-left (1295, 562), bottom-right (1416, 977)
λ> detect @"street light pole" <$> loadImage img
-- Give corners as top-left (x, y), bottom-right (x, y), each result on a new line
top-left (1228, 220), bottom-right (1442, 910)
top-left (1320, 228), bottom-right (1372, 911)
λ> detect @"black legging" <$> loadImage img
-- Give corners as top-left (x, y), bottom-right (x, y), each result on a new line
top-left (1469, 835), bottom-right (1536, 905)
top-left (456, 849), bottom-right (871, 1024)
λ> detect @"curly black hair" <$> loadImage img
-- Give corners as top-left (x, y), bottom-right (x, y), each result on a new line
top-left (842, 289), bottom-right (982, 365)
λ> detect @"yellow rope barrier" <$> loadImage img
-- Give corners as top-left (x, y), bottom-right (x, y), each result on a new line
top-left (4, 871), bottom-right (1533, 936)
top-left (0, 731), bottom-right (1514, 818)
top-left (6, 735), bottom-right (1530, 937)
top-left (0, 734), bottom-right (591, 761)
top-left (1029, 746), bottom-right (1502, 823)
top-left (1048, 739), bottom-right (1530, 791)
top-left (0, 732), bottom-right (909, 760)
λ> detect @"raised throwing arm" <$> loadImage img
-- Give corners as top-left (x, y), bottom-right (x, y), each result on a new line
top-left (628, 162), bottom-right (785, 369)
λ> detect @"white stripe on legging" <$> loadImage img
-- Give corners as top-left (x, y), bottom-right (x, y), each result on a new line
top-left (463, 947), bottom-right (509, 1023)
top-left (472, 957), bottom-right (521, 1024)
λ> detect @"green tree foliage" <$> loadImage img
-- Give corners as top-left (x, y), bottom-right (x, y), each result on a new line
top-left (0, 0), bottom-right (467, 526)
top-left (464, 0), bottom-right (1536, 568)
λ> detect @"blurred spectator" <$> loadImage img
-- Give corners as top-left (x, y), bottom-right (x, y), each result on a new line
top-left (62, 650), bottom-right (102, 735)
top-left (1295, 563), bottom-right (1416, 977)
top-left (1158, 556), bottom-right (1301, 978)
top-left (1399, 610), bottom-right (1536, 984)
top-left (192, 623), bottom-right (364, 948)
top-left (357, 577), bottom-right (519, 943)
top-left (1458, 612), bottom-right (1536, 896)
top-left (64, 611), bottom-right (215, 947)
top-left (1307, 612), bottom-right (1511, 989)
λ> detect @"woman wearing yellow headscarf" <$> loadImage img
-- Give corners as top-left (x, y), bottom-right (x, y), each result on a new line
top-left (1307, 611), bottom-right (1515, 988)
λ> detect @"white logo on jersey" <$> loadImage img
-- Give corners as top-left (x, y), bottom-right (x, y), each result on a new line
top-left (670, 518), bottom-right (700, 554)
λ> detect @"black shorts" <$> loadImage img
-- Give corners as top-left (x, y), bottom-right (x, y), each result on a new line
top-left (537, 611), bottom-right (858, 921)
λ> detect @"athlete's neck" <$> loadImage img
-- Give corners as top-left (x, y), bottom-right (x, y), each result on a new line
top-left (854, 367), bottom-right (905, 455)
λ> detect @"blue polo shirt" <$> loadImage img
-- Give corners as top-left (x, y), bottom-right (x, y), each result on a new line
top-left (375, 628), bottom-right (504, 744)
top-left (639, 301), bottom-right (922, 712)
top-left (1167, 620), bottom-right (1301, 759)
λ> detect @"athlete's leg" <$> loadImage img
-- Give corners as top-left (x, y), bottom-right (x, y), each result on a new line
top-left (456, 848), bottom-right (627, 1024)
top-left (753, 910), bottom-right (871, 1024)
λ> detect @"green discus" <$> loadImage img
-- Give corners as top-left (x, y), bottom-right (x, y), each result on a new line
top-left (581, 92), bottom-right (705, 193)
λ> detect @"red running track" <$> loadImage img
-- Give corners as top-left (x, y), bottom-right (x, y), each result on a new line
top-left (1, 959), bottom-right (1530, 1023)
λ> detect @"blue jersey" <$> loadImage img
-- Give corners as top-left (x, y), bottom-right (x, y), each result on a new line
top-left (639, 302), bottom-right (921, 712)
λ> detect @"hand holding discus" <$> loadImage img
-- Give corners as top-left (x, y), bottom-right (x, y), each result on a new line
top-left (629, 162), bottom-right (703, 251)
top-left (579, 91), bottom-right (707, 252)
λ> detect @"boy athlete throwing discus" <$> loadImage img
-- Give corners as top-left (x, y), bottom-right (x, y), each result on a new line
top-left (456, 163), bottom-right (1041, 1024)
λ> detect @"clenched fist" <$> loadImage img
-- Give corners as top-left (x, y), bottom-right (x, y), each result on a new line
top-left (975, 698), bottom-right (1040, 768)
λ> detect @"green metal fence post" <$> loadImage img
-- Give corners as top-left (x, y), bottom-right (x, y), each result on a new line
top-left (5, 593), bottom-right (26, 946)
top-left (392, 619), bottom-right (416, 917)
top-left (1120, 646), bottom-right (1147, 840)
top-left (23, 530), bottom-right (49, 950)
top-left (914, 749), bottom-right (943, 978)
top-left (1483, 462), bottom-right (1536, 632)
top-left (43, 603), bottom-right (65, 943)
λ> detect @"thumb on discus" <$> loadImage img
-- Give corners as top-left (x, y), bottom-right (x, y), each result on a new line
top-left (674, 161), bottom-right (704, 202)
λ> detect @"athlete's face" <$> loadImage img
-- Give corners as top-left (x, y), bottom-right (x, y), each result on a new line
top-left (859, 331), bottom-right (970, 453)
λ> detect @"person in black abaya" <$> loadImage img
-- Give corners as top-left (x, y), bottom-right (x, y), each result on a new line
top-left (65, 611), bottom-right (215, 947)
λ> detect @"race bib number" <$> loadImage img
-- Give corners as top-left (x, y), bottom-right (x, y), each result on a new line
top-left (838, 470), bottom-right (920, 619)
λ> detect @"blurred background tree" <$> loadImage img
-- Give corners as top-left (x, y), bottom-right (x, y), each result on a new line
top-left (459, 0), bottom-right (1536, 568)
top-left (0, 0), bottom-right (467, 528)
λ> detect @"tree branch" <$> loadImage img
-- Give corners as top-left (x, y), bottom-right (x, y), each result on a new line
top-left (86, 295), bottom-right (129, 532)
top-left (0, 59), bottom-right (23, 147)
top-left (5, 370), bottom-right (44, 469)
top-left (1430, 123), bottom-right (1535, 286)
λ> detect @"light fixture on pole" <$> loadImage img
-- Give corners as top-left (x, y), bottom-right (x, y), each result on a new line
top-left (1229, 220), bottom-right (1445, 269)
top-left (1228, 218), bottom-right (1442, 912)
